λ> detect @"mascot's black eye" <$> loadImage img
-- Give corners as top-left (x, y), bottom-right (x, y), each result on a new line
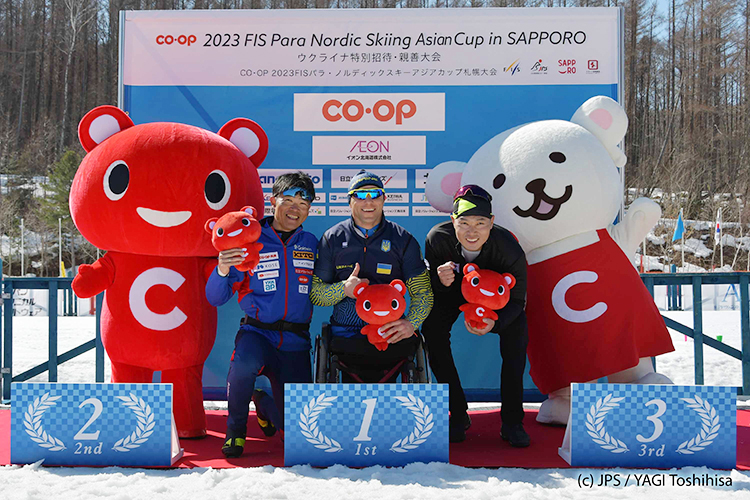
top-left (470, 276), bottom-right (479, 287)
top-left (103, 161), bottom-right (129, 201)
top-left (363, 300), bottom-right (371, 311)
top-left (216, 228), bottom-right (224, 237)
top-left (493, 174), bottom-right (506, 190)
top-left (391, 299), bottom-right (399, 310)
top-left (242, 218), bottom-right (250, 226)
top-left (549, 152), bottom-right (566, 163)
top-left (205, 170), bottom-right (231, 210)
top-left (498, 285), bottom-right (505, 295)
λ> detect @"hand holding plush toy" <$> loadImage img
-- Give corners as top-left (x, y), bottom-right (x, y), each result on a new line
top-left (354, 280), bottom-right (407, 351)
top-left (458, 264), bottom-right (515, 330)
top-left (205, 206), bottom-right (264, 273)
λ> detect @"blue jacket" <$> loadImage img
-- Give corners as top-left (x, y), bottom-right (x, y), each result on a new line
top-left (206, 217), bottom-right (318, 351)
top-left (313, 217), bottom-right (427, 337)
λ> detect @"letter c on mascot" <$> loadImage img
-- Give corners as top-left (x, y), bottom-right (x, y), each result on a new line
top-left (70, 105), bottom-right (266, 438)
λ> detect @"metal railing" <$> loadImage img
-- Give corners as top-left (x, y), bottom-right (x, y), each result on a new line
top-left (1, 275), bottom-right (104, 402)
top-left (1, 272), bottom-right (748, 402)
top-left (642, 272), bottom-right (750, 395)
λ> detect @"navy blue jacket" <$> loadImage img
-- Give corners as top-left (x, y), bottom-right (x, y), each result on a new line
top-left (314, 217), bottom-right (427, 336)
top-left (206, 217), bottom-right (318, 351)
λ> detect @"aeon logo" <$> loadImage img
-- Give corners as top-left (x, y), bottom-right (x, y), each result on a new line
top-left (156, 34), bottom-right (197, 46)
top-left (323, 99), bottom-right (416, 125)
top-left (350, 140), bottom-right (390, 153)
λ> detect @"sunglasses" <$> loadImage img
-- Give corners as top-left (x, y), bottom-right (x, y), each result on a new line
top-left (454, 184), bottom-right (492, 202)
top-left (349, 188), bottom-right (385, 200)
top-left (281, 187), bottom-right (314, 202)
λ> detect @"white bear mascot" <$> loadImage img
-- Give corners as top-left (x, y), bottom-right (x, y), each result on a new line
top-left (426, 96), bottom-right (675, 425)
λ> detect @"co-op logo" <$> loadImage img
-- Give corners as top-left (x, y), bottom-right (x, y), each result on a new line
top-left (323, 98), bottom-right (416, 125)
top-left (294, 93), bottom-right (445, 132)
top-left (156, 34), bottom-right (197, 46)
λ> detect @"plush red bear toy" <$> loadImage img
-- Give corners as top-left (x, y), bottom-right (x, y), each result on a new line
top-left (205, 206), bottom-right (263, 274)
top-left (354, 280), bottom-right (407, 351)
top-left (459, 264), bottom-right (515, 330)
top-left (70, 105), bottom-right (266, 438)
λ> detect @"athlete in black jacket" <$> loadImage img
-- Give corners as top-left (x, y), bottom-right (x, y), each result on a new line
top-left (422, 185), bottom-right (529, 446)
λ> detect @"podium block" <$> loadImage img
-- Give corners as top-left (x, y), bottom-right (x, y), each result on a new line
top-left (559, 383), bottom-right (736, 469)
top-left (11, 383), bottom-right (182, 467)
top-left (285, 383), bottom-right (448, 467)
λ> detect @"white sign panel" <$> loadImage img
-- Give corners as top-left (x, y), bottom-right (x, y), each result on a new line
top-left (296, 94), bottom-right (444, 132)
top-left (312, 136), bottom-right (426, 165)
top-left (123, 9), bottom-right (619, 87)
top-left (258, 169), bottom-right (324, 189)
top-left (331, 169), bottom-right (408, 189)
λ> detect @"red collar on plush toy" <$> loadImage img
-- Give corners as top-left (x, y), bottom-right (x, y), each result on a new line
top-left (205, 206), bottom-right (263, 274)
top-left (70, 105), bottom-right (266, 257)
top-left (354, 280), bottom-right (407, 351)
top-left (459, 264), bottom-right (515, 330)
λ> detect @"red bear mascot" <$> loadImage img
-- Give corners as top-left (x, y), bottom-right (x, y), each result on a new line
top-left (70, 105), bottom-right (266, 438)
top-left (205, 206), bottom-right (263, 274)
top-left (354, 280), bottom-right (407, 351)
top-left (459, 264), bottom-right (515, 330)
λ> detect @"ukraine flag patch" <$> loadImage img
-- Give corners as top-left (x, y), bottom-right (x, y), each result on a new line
top-left (376, 263), bottom-right (392, 275)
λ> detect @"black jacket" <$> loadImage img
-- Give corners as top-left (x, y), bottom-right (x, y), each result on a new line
top-left (424, 220), bottom-right (527, 334)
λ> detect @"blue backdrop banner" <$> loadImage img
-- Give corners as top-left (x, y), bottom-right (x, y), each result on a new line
top-left (285, 383), bottom-right (448, 467)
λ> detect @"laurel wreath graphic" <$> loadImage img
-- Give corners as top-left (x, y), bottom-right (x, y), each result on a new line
top-left (390, 393), bottom-right (434, 453)
top-left (585, 393), bottom-right (629, 453)
top-left (23, 392), bottom-right (66, 452)
top-left (298, 393), bottom-right (343, 453)
top-left (675, 395), bottom-right (721, 454)
top-left (112, 393), bottom-right (155, 452)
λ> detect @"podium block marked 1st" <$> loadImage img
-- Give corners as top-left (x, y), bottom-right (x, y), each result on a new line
top-left (285, 383), bottom-right (448, 467)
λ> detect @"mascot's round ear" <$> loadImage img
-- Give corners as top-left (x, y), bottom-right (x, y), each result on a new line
top-left (570, 96), bottom-right (628, 168)
top-left (205, 218), bottom-right (218, 233)
top-left (218, 118), bottom-right (269, 167)
top-left (354, 281), bottom-right (368, 297)
top-left (390, 279), bottom-right (407, 296)
top-left (425, 161), bottom-right (466, 213)
top-left (503, 273), bottom-right (516, 289)
top-left (463, 263), bottom-right (478, 275)
top-left (242, 206), bottom-right (257, 218)
top-left (78, 106), bottom-right (135, 153)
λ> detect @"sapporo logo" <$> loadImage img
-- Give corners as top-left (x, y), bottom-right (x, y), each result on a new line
top-left (558, 59), bottom-right (576, 74)
top-left (156, 35), bottom-right (197, 46)
top-left (322, 98), bottom-right (416, 125)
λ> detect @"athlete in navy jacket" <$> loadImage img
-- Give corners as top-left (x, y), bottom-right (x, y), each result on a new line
top-left (206, 172), bottom-right (318, 458)
top-left (311, 170), bottom-right (433, 381)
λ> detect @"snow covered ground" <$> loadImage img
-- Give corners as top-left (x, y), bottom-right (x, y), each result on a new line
top-left (1, 315), bottom-right (749, 499)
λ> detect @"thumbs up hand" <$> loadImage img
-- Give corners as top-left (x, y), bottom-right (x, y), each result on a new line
top-left (344, 262), bottom-right (369, 299)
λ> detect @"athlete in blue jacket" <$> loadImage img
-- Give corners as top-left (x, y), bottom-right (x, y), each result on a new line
top-left (206, 172), bottom-right (318, 458)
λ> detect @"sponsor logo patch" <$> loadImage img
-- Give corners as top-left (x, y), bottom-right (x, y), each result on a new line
top-left (298, 275), bottom-right (310, 284)
top-left (293, 251), bottom-right (315, 260)
top-left (293, 259), bottom-right (314, 269)
top-left (257, 270), bottom-right (279, 280)
top-left (254, 261), bottom-right (280, 272)
top-left (259, 252), bottom-right (279, 261)
top-left (263, 279), bottom-right (277, 292)
top-left (295, 268), bottom-right (313, 275)
top-left (299, 284), bottom-right (309, 294)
